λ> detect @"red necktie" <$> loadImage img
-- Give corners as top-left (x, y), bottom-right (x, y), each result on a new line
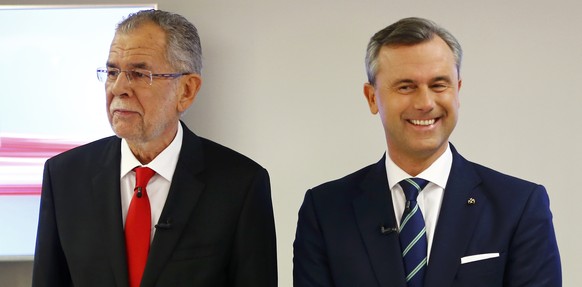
top-left (125, 167), bottom-right (155, 287)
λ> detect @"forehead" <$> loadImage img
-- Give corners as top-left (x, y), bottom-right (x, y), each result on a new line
top-left (376, 37), bottom-right (457, 81)
top-left (107, 22), bottom-right (168, 68)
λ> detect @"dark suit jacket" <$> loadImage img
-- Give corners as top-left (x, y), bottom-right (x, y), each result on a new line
top-left (33, 123), bottom-right (277, 287)
top-left (293, 144), bottom-right (561, 287)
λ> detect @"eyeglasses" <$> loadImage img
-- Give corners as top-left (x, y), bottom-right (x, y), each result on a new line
top-left (96, 67), bottom-right (191, 86)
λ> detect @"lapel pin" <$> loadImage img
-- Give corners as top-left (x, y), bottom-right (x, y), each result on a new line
top-left (467, 198), bottom-right (476, 205)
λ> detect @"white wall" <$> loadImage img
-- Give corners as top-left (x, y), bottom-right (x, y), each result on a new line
top-left (2, 0), bottom-right (580, 286)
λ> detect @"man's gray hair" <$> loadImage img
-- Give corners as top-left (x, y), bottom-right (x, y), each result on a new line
top-left (116, 9), bottom-right (202, 74)
top-left (365, 17), bottom-right (462, 85)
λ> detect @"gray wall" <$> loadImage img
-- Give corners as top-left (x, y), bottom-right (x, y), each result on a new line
top-left (1, 0), bottom-right (580, 286)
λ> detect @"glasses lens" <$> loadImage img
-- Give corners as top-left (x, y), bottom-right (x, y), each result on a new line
top-left (130, 69), bottom-right (152, 85)
top-left (96, 68), bottom-right (108, 82)
top-left (107, 68), bottom-right (121, 81)
top-left (95, 68), bottom-right (153, 85)
top-left (96, 68), bottom-right (122, 82)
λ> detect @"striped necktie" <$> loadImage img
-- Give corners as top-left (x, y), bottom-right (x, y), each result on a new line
top-left (399, 178), bottom-right (429, 287)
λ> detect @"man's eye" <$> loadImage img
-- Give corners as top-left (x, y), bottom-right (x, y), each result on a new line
top-left (432, 84), bottom-right (448, 92)
top-left (132, 71), bottom-right (147, 78)
top-left (398, 85), bottom-right (414, 93)
top-left (107, 70), bottom-right (119, 77)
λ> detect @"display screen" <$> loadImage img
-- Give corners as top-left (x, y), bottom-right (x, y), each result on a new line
top-left (0, 4), bottom-right (156, 260)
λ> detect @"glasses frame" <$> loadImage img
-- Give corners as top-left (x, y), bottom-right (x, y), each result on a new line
top-left (96, 67), bottom-right (191, 86)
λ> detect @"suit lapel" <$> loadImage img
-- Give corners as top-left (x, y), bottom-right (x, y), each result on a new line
top-left (353, 156), bottom-right (407, 287)
top-left (91, 137), bottom-right (128, 287)
top-left (425, 145), bottom-right (484, 287)
top-left (141, 124), bottom-right (205, 287)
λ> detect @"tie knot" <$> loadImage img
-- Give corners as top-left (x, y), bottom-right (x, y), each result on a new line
top-left (399, 178), bottom-right (429, 201)
top-left (134, 167), bottom-right (155, 191)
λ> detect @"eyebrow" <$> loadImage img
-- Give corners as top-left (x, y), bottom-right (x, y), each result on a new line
top-left (129, 62), bottom-right (150, 69)
top-left (391, 76), bottom-right (453, 86)
top-left (105, 61), bottom-right (150, 69)
top-left (391, 79), bottom-right (415, 86)
top-left (432, 76), bottom-right (453, 83)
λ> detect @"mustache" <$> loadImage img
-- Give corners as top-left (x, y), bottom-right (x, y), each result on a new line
top-left (109, 100), bottom-right (139, 114)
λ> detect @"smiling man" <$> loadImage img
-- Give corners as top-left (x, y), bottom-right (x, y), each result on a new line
top-left (33, 10), bottom-right (277, 287)
top-left (293, 17), bottom-right (561, 287)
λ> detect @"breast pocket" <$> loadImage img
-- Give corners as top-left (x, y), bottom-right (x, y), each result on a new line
top-left (454, 252), bottom-right (506, 286)
top-left (171, 244), bottom-right (216, 261)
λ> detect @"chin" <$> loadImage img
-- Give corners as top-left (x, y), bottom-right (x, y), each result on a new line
top-left (407, 136), bottom-right (444, 150)
top-left (111, 126), bottom-right (137, 140)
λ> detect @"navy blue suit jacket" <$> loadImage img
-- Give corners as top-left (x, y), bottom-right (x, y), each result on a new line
top-left (294, 144), bottom-right (560, 287)
top-left (33, 123), bottom-right (277, 287)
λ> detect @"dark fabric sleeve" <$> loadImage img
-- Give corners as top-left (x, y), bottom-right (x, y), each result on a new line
top-left (503, 185), bottom-right (561, 287)
top-left (228, 168), bottom-right (278, 287)
top-left (32, 160), bottom-right (72, 287)
top-left (293, 189), bottom-right (335, 287)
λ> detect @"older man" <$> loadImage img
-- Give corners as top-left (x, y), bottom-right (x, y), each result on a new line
top-left (33, 10), bottom-right (277, 287)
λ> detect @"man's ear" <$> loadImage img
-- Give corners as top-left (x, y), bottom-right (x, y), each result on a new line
top-left (363, 83), bottom-right (379, 115)
top-left (457, 78), bottom-right (462, 108)
top-left (177, 74), bottom-right (202, 113)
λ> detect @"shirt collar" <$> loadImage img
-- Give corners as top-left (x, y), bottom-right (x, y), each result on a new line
top-left (120, 123), bottom-right (183, 181)
top-left (385, 143), bottom-right (453, 190)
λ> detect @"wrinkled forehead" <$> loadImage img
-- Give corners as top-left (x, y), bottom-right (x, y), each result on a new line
top-left (107, 24), bottom-right (169, 69)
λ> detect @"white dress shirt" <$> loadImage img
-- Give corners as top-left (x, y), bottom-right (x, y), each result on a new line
top-left (120, 123), bottom-right (183, 241)
top-left (385, 144), bottom-right (452, 262)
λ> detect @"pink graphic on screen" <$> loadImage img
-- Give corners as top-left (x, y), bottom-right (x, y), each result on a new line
top-left (0, 136), bottom-right (82, 195)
